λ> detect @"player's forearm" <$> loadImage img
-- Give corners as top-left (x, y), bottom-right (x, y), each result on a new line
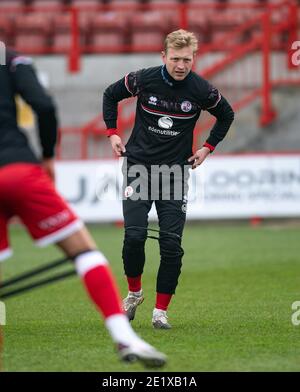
top-left (206, 97), bottom-right (234, 149)
top-left (38, 111), bottom-right (58, 158)
top-left (13, 63), bottom-right (59, 158)
top-left (103, 89), bottom-right (118, 129)
top-left (103, 78), bottom-right (132, 129)
top-left (36, 95), bottom-right (58, 158)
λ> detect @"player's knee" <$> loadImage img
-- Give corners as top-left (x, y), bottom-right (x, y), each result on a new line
top-left (159, 236), bottom-right (184, 259)
top-left (72, 250), bottom-right (108, 276)
top-left (124, 227), bottom-right (147, 247)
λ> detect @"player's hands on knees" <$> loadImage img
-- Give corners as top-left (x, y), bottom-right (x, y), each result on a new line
top-left (42, 158), bottom-right (56, 182)
top-left (109, 134), bottom-right (126, 157)
top-left (188, 147), bottom-right (211, 169)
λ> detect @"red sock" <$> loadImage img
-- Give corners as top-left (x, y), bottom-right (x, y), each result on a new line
top-left (127, 275), bottom-right (142, 292)
top-left (83, 265), bottom-right (123, 318)
top-left (156, 293), bottom-right (173, 311)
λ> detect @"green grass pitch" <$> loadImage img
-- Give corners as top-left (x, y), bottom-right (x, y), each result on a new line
top-left (1, 222), bottom-right (300, 371)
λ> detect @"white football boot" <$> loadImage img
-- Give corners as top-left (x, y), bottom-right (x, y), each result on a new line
top-left (152, 309), bottom-right (172, 329)
top-left (123, 290), bottom-right (144, 321)
top-left (117, 340), bottom-right (167, 368)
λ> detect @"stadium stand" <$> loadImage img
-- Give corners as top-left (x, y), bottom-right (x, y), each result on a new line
top-left (52, 13), bottom-right (73, 53)
top-left (108, 0), bottom-right (141, 8)
top-left (31, 0), bottom-right (63, 9)
top-left (0, 0), bottom-right (23, 7)
top-left (14, 12), bottom-right (52, 53)
top-left (1, 0), bottom-right (298, 54)
top-left (131, 11), bottom-right (167, 51)
top-left (0, 15), bottom-right (12, 46)
top-left (90, 11), bottom-right (127, 51)
top-left (0, 0), bottom-right (299, 159)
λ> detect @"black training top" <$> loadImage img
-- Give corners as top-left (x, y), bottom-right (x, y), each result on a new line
top-left (103, 65), bottom-right (234, 165)
top-left (0, 49), bottom-right (58, 168)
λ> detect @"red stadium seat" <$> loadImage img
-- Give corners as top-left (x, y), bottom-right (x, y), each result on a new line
top-left (0, 15), bottom-right (14, 46)
top-left (108, 0), bottom-right (140, 9)
top-left (52, 14), bottom-right (72, 52)
top-left (70, 0), bottom-right (102, 43)
top-left (90, 12), bottom-right (127, 51)
top-left (31, 0), bottom-right (63, 10)
top-left (0, 0), bottom-right (24, 17)
top-left (211, 10), bottom-right (247, 30)
top-left (15, 13), bottom-right (52, 34)
top-left (131, 11), bottom-right (168, 31)
top-left (14, 12), bottom-right (52, 53)
top-left (51, 10), bottom-right (91, 34)
top-left (0, 0), bottom-right (23, 7)
top-left (187, 9), bottom-right (213, 44)
top-left (52, 11), bottom-right (91, 51)
top-left (186, 0), bottom-right (207, 3)
top-left (91, 32), bottom-right (125, 51)
top-left (148, 0), bottom-right (181, 29)
top-left (106, 0), bottom-right (141, 22)
top-left (130, 11), bottom-right (168, 51)
top-left (91, 12), bottom-right (127, 31)
top-left (53, 13), bottom-right (72, 32)
top-left (0, 15), bottom-right (13, 36)
top-left (52, 12), bottom-right (88, 52)
top-left (187, 10), bottom-right (208, 29)
top-left (149, 0), bottom-right (181, 4)
top-left (11, 2), bottom-right (61, 54)
top-left (78, 14), bottom-right (93, 37)
top-left (15, 34), bottom-right (49, 54)
top-left (72, 0), bottom-right (101, 6)
top-left (131, 31), bottom-right (165, 51)
top-left (52, 33), bottom-right (72, 53)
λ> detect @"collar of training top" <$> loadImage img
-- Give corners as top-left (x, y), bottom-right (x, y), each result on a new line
top-left (161, 65), bottom-right (191, 87)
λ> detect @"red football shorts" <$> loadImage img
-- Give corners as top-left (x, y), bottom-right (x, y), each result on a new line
top-left (0, 163), bottom-right (83, 261)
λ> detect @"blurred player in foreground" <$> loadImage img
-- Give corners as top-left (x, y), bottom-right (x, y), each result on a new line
top-left (0, 48), bottom-right (166, 368)
top-left (104, 30), bottom-right (234, 328)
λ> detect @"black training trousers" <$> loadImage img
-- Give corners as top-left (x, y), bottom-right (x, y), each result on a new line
top-left (122, 161), bottom-right (189, 294)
